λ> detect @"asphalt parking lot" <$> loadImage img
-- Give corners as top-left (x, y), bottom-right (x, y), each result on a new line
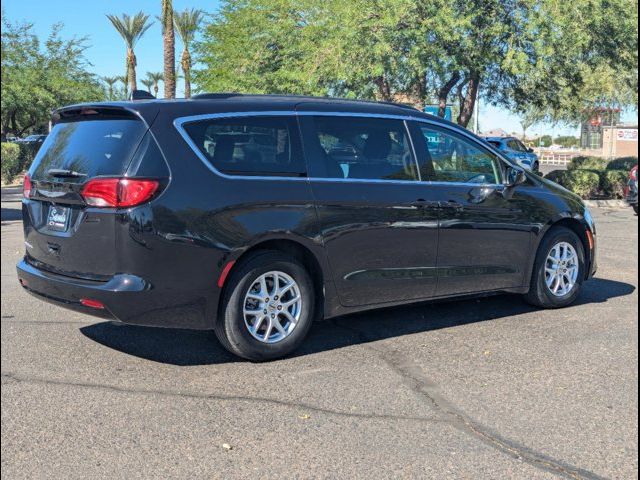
top-left (1, 190), bottom-right (637, 480)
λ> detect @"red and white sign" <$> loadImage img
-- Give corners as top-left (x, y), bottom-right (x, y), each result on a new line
top-left (617, 129), bottom-right (638, 141)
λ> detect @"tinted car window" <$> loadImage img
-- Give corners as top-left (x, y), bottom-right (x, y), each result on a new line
top-left (308, 116), bottom-right (417, 181)
top-left (182, 116), bottom-right (305, 176)
top-left (417, 126), bottom-right (502, 184)
top-left (507, 139), bottom-right (523, 151)
top-left (30, 119), bottom-right (148, 183)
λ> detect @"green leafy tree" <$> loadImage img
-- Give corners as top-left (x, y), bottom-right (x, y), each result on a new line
top-left (102, 76), bottom-right (119, 100)
top-left (115, 75), bottom-right (128, 99)
top-left (140, 78), bottom-right (154, 93)
top-left (147, 71), bottom-right (164, 97)
top-left (106, 12), bottom-right (153, 94)
top-left (1, 16), bottom-right (104, 139)
top-left (194, 0), bottom-right (638, 128)
top-left (174, 9), bottom-right (205, 98)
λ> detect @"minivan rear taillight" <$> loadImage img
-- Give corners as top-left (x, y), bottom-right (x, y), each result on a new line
top-left (81, 178), bottom-right (159, 207)
top-left (23, 174), bottom-right (32, 199)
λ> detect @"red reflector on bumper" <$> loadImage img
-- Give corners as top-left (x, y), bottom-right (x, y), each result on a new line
top-left (80, 298), bottom-right (105, 309)
top-left (217, 260), bottom-right (236, 288)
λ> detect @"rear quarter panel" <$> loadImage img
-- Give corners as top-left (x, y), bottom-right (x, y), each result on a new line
top-left (116, 111), bottom-right (326, 329)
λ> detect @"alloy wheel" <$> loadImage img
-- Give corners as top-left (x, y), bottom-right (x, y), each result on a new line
top-left (243, 271), bottom-right (302, 343)
top-left (545, 242), bottom-right (579, 297)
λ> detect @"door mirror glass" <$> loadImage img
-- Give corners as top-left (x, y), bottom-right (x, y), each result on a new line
top-left (506, 166), bottom-right (527, 186)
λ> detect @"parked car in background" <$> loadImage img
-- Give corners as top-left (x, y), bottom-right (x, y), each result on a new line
top-left (17, 95), bottom-right (597, 360)
top-left (625, 165), bottom-right (638, 214)
top-left (18, 134), bottom-right (47, 146)
top-left (484, 136), bottom-right (540, 172)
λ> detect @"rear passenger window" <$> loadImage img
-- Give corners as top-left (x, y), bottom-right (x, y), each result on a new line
top-left (308, 116), bottom-right (417, 181)
top-left (181, 116), bottom-right (305, 176)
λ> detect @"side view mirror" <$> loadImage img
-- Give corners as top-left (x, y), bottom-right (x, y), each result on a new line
top-left (505, 166), bottom-right (527, 187)
top-left (527, 147), bottom-right (534, 153)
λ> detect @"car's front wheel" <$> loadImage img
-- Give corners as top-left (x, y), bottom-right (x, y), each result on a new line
top-left (525, 226), bottom-right (586, 308)
top-left (215, 251), bottom-right (315, 361)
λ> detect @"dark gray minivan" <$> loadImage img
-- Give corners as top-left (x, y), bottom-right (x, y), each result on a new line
top-left (17, 94), bottom-right (597, 360)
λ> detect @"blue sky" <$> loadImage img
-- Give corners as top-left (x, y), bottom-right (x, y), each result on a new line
top-left (3, 0), bottom-right (637, 137)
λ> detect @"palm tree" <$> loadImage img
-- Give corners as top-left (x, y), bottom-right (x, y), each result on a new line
top-left (147, 72), bottom-right (164, 98)
top-left (173, 9), bottom-right (204, 98)
top-left (106, 12), bottom-right (153, 95)
top-left (116, 75), bottom-right (128, 99)
top-left (161, 1), bottom-right (176, 98)
top-left (102, 76), bottom-right (119, 101)
top-left (141, 78), bottom-right (154, 94)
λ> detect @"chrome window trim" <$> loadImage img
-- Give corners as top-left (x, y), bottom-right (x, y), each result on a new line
top-left (173, 110), bottom-right (508, 187)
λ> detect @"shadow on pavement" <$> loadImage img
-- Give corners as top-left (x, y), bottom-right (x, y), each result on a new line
top-left (1, 207), bottom-right (22, 222)
top-left (80, 277), bottom-right (635, 366)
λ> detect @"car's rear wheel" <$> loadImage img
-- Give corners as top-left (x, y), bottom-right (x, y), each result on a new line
top-left (215, 251), bottom-right (315, 361)
top-left (533, 162), bottom-right (540, 173)
top-left (525, 226), bottom-right (586, 308)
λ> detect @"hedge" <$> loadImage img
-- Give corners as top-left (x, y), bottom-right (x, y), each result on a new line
top-left (560, 170), bottom-right (601, 199)
top-left (1, 142), bottom-right (22, 184)
top-left (607, 156), bottom-right (638, 171)
top-left (555, 155), bottom-right (638, 199)
top-left (600, 170), bottom-right (630, 198)
top-left (567, 156), bottom-right (609, 171)
top-left (568, 155), bottom-right (638, 172)
top-left (0, 142), bottom-right (39, 184)
top-left (545, 168), bottom-right (631, 199)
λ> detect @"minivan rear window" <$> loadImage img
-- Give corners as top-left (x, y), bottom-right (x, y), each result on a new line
top-left (181, 116), bottom-right (305, 176)
top-left (30, 118), bottom-right (148, 183)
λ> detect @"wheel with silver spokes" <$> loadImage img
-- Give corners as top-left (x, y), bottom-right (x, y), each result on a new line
top-left (525, 226), bottom-right (585, 309)
top-left (215, 251), bottom-right (315, 361)
top-left (545, 242), bottom-right (579, 297)
top-left (243, 271), bottom-right (302, 343)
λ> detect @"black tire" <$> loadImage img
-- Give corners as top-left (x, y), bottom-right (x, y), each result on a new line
top-left (214, 250), bottom-right (315, 361)
top-left (633, 205), bottom-right (638, 214)
top-left (524, 226), bottom-right (586, 308)
top-left (533, 162), bottom-right (540, 174)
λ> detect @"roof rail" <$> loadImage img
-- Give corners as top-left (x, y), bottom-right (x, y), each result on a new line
top-left (190, 92), bottom-right (420, 111)
top-left (191, 93), bottom-right (242, 100)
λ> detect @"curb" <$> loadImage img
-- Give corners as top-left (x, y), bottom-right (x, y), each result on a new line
top-left (584, 199), bottom-right (629, 208)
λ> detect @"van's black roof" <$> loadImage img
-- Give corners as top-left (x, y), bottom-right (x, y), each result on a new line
top-left (56, 93), bottom-right (459, 129)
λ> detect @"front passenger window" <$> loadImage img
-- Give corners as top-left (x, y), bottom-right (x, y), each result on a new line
top-left (417, 126), bottom-right (502, 184)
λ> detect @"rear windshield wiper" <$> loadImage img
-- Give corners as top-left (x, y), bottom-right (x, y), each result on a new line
top-left (46, 168), bottom-right (87, 178)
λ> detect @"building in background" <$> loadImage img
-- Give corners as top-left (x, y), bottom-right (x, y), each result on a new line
top-left (580, 107), bottom-right (621, 150)
top-left (602, 124), bottom-right (638, 157)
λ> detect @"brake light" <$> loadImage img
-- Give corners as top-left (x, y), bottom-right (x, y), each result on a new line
top-left (81, 178), bottom-right (159, 207)
top-left (23, 174), bottom-right (32, 199)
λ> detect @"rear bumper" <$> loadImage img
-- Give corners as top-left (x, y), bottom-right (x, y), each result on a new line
top-left (16, 258), bottom-right (214, 329)
top-left (16, 258), bottom-right (148, 320)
